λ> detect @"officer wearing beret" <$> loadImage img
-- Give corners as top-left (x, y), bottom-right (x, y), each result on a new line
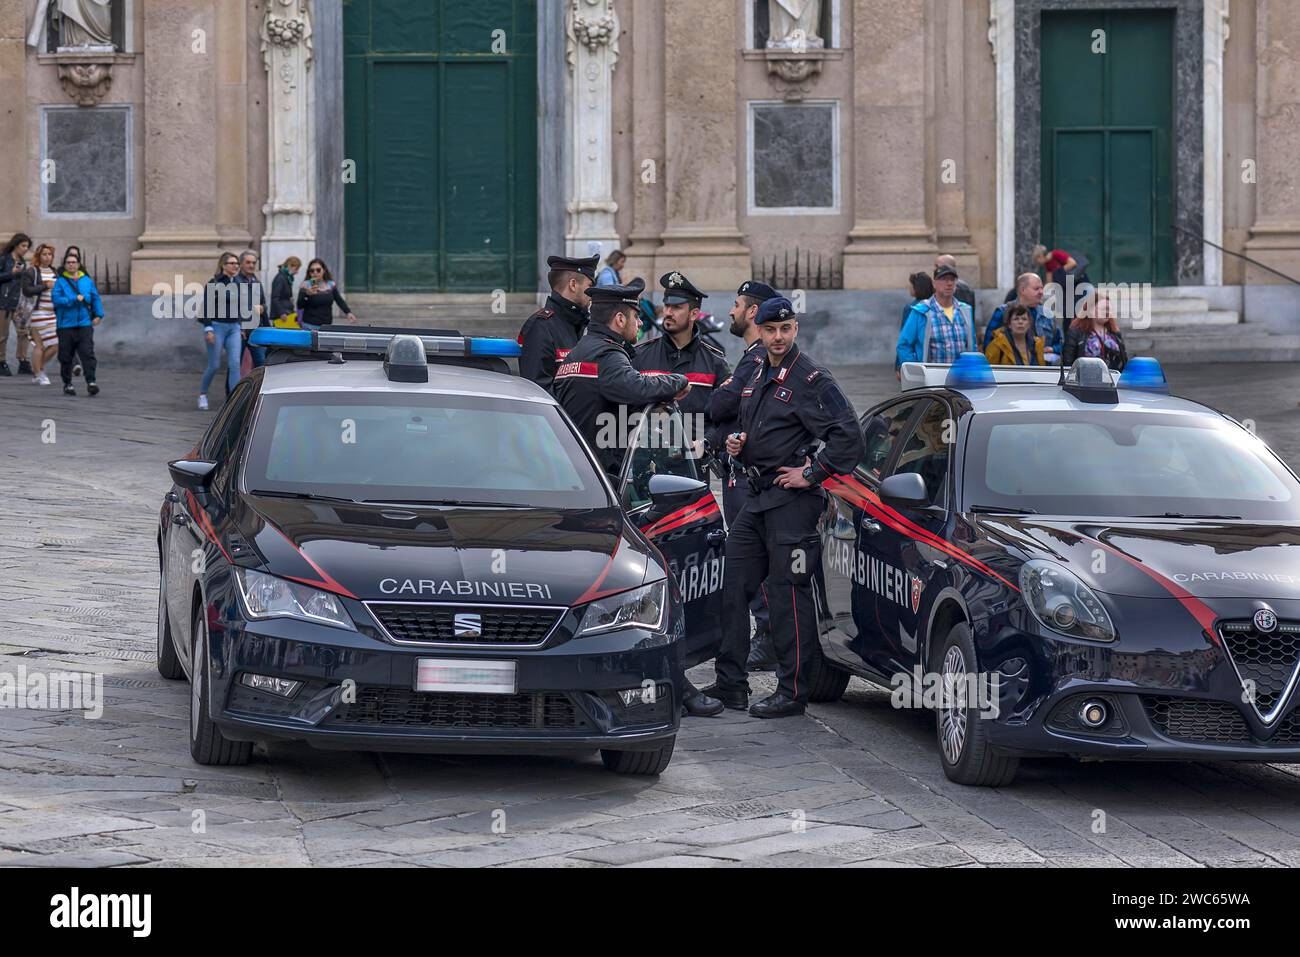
top-left (708, 280), bottom-right (780, 670)
top-left (554, 278), bottom-right (692, 479)
top-left (633, 272), bottom-right (731, 448)
top-left (702, 298), bottom-right (865, 718)
top-left (517, 254), bottom-right (599, 394)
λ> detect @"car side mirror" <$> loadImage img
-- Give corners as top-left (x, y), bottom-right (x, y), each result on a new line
top-left (168, 459), bottom-right (218, 493)
top-left (880, 472), bottom-right (930, 509)
top-left (646, 473), bottom-right (708, 513)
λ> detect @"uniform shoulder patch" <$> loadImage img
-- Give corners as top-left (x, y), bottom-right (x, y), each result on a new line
top-left (540, 308), bottom-right (555, 318)
top-left (806, 368), bottom-right (822, 383)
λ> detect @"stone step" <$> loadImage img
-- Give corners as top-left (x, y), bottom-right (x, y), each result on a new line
top-left (1127, 330), bottom-right (1300, 363)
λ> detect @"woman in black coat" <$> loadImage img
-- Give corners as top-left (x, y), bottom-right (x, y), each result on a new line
top-left (1061, 294), bottom-right (1127, 371)
top-left (269, 256), bottom-right (301, 325)
top-left (295, 259), bottom-right (357, 330)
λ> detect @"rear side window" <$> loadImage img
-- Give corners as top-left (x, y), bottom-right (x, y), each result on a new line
top-left (858, 399), bottom-right (921, 481)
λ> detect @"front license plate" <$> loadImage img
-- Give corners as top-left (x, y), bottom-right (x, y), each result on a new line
top-left (414, 659), bottom-right (517, 695)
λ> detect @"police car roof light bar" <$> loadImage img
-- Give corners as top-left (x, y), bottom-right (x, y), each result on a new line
top-left (1118, 356), bottom-right (1170, 393)
top-left (944, 352), bottom-right (996, 388)
top-left (248, 326), bottom-right (523, 360)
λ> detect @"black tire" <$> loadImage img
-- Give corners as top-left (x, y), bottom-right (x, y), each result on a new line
top-left (934, 622), bottom-right (1018, 787)
top-left (189, 605), bottom-right (252, 766)
top-left (806, 645), bottom-right (851, 703)
top-left (600, 737), bottom-right (675, 775)
top-left (156, 568), bottom-right (184, 680)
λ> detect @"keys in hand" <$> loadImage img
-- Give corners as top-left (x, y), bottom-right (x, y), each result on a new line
top-left (725, 432), bottom-right (746, 457)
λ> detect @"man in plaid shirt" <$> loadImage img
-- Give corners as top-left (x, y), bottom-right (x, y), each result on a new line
top-left (896, 263), bottom-right (976, 370)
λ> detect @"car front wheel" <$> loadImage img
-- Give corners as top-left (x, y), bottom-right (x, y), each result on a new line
top-left (189, 605), bottom-right (252, 766)
top-left (935, 623), bottom-right (1018, 787)
top-left (600, 737), bottom-right (675, 775)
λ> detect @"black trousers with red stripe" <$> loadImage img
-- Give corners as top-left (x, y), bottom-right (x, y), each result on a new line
top-left (717, 491), bottom-right (823, 701)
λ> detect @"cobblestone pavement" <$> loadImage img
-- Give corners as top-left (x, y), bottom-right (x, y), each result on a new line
top-left (2, 362), bottom-right (1299, 867)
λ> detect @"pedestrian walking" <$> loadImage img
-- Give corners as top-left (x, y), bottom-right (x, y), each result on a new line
top-left (895, 263), bottom-right (977, 372)
top-left (517, 254), bottom-right (597, 394)
top-left (1062, 294), bottom-right (1127, 372)
top-left (198, 252), bottom-right (242, 411)
top-left (24, 243), bottom-right (58, 385)
top-left (0, 232), bottom-right (34, 377)
top-left (982, 271), bottom-right (1060, 360)
top-left (295, 259), bottom-right (357, 330)
top-left (51, 247), bottom-right (104, 396)
top-left (596, 249), bottom-right (626, 288)
top-left (236, 250), bottom-right (269, 368)
top-left (984, 303), bottom-right (1045, 366)
top-left (901, 271), bottom-right (933, 328)
top-left (270, 256), bottom-right (301, 327)
top-left (709, 280), bottom-right (781, 671)
top-left (705, 297), bottom-right (864, 718)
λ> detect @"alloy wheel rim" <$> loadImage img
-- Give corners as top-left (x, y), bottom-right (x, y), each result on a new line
top-left (940, 645), bottom-right (969, 764)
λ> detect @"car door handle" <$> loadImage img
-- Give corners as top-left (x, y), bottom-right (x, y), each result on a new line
top-left (706, 528), bottom-right (727, 547)
top-left (923, 558), bottom-right (949, 570)
top-left (165, 491), bottom-right (179, 503)
top-left (861, 520), bottom-right (882, 535)
top-left (172, 514), bottom-right (188, 526)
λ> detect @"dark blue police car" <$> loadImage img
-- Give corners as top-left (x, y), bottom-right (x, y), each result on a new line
top-left (810, 354), bottom-right (1300, 786)
top-left (157, 328), bottom-right (724, 774)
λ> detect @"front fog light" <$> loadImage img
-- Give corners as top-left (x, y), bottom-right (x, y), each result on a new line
top-left (240, 673), bottom-right (303, 698)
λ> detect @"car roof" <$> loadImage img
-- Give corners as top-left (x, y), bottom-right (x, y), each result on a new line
top-left (930, 384), bottom-right (1228, 418)
top-left (259, 359), bottom-right (557, 404)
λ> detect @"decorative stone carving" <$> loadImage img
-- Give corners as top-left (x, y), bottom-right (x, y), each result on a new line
top-left (260, 0), bottom-right (317, 277)
top-left (767, 0), bottom-right (823, 50)
top-left (564, 0), bottom-right (620, 258)
top-left (763, 51), bottom-right (826, 101)
top-left (57, 58), bottom-right (113, 106)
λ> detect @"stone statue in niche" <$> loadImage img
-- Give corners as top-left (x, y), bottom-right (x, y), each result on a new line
top-left (58, 0), bottom-right (114, 48)
top-left (767, 0), bottom-right (823, 51)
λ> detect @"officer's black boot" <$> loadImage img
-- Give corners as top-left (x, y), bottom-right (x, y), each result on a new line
top-left (749, 693), bottom-right (806, 719)
top-left (681, 679), bottom-right (724, 717)
top-left (746, 623), bottom-right (777, 671)
top-left (700, 682), bottom-right (749, 711)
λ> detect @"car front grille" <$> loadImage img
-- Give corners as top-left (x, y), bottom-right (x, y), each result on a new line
top-left (328, 688), bottom-right (585, 731)
top-left (1219, 619), bottom-right (1300, 718)
top-left (367, 603), bottom-right (564, 645)
top-left (1143, 696), bottom-right (1300, 744)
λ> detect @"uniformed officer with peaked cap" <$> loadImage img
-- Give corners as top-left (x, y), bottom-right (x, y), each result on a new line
top-left (703, 296), bottom-right (865, 718)
top-left (517, 254), bottom-right (600, 394)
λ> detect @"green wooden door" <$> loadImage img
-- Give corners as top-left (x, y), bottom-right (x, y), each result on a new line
top-left (343, 0), bottom-right (538, 292)
top-left (1040, 10), bottom-right (1174, 285)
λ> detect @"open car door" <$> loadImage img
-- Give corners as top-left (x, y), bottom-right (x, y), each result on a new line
top-left (618, 404), bottom-right (726, 668)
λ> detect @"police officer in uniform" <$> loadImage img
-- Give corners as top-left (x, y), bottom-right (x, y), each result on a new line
top-left (703, 297), bottom-right (864, 718)
top-left (709, 280), bottom-right (781, 671)
top-left (634, 271), bottom-right (730, 448)
top-left (517, 254), bottom-right (599, 394)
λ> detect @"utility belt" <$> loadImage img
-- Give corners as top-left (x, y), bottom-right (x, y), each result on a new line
top-left (737, 444), bottom-right (813, 491)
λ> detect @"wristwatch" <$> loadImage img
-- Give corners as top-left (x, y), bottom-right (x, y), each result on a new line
top-left (802, 464), bottom-right (816, 484)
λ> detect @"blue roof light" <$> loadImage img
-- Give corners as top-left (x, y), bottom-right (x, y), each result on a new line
top-left (1118, 356), bottom-right (1169, 393)
top-left (249, 328), bottom-right (312, 348)
top-left (468, 337), bottom-right (522, 358)
top-left (945, 352), bottom-right (996, 388)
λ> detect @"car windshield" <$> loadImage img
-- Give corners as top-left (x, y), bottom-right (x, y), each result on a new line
top-left (964, 411), bottom-right (1300, 520)
top-left (242, 391), bottom-right (610, 509)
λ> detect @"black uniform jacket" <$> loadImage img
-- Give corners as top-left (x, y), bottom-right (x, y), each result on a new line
top-left (736, 341), bottom-right (864, 512)
top-left (518, 293), bottom-right (590, 393)
top-left (707, 338), bottom-right (765, 452)
top-left (554, 323), bottom-right (689, 475)
top-left (633, 325), bottom-right (731, 427)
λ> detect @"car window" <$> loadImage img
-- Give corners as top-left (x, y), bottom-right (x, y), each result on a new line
top-left (858, 399), bottom-right (922, 482)
top-left (888, 399), bottom-right (951, 508)
top-left (624, 406), bottom-right (701, 512)
top-left (201, 379), bottom-right (257, 463)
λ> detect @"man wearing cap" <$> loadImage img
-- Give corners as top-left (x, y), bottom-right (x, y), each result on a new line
top-left (517, 254), bottom-right (599, 394)
top-left (708, 279), bottom-right (780, 670)
top-left (703, 298), bottom-right (864, 718)
top-left (633, 272), bottom-right (730, 450)
top-left (896, 263), bottom-right (977, 371)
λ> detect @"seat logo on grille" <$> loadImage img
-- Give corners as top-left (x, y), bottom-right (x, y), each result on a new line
top-left (1254, 607), bottom-right (1279, 634)
top-left (453, 613), bottom-right (483, 638)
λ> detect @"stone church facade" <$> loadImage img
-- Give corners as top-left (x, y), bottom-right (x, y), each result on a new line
top-left (0, 0), bottom-right (1295, 316)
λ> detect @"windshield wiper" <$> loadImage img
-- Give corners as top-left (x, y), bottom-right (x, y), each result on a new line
top-left (1135, 512), bottom-right (1242, 520)
top-left (248, 489), bottom-right (358, 505)
top-left (969, 504), bottom-right (1038, 515)
top-left (359, 499), bottom-right (529, 509)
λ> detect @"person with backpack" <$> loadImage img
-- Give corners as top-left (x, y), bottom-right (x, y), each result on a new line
top-left (50, 248), bottom-right (105, 396)
top-left (0, 232), bottom-right (34, 377)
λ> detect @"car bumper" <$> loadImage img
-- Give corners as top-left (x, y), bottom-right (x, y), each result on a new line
top-left (206, 614), bottom-right (683, 754)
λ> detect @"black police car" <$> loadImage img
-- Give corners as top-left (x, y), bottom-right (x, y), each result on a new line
top-left (156, 328), bottom-right (723, 774)
top-left (810, 354), bottom-right (1300, 785)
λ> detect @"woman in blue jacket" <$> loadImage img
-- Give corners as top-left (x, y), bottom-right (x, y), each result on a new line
top-left (50, 248), bottom-right (104, 396)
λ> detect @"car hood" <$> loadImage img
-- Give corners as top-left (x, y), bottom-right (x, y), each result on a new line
top-left (976, 516), bottom-right (1300, 600)
top-left (235, 495), bottom-right (654, 606)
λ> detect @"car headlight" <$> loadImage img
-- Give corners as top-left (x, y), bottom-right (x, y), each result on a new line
top-left (575, 581), bottom-right (667, 638)
top-left (1018, 560), bottom-right (1115, 642)
top-left (235, 568), bottom-right (356, 631)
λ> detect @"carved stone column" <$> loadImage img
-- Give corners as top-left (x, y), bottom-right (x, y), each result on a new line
top-left (0, 3), bottom-right (26, 239)
top-left (260, 0), bottom-right (316, 279)
top-left (620, 0), bottom-right (665, 283)
top-left (565, 0), bottom-right (621, 260)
